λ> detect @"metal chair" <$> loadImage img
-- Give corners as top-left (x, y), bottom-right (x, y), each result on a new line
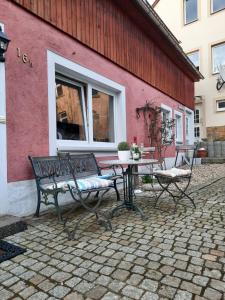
top-left (153, 145), bottom-right (197, 211)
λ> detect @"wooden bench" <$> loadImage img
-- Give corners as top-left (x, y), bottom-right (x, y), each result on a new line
top-left (28, 153), bottom-right (122, 238)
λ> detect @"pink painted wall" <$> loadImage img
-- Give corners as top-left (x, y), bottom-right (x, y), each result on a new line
top-left (1, 1), bottom-right (185, 182)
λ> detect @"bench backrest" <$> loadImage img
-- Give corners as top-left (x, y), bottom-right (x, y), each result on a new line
top-left (28, 155), bottom-right (71, 185)
top-left (28, 153), bottom-right (101, 186)
top-left (67, 153), bottom-right (101, 179)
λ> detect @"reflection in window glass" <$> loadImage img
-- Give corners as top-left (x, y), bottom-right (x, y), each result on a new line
top-left (212, 0), bottom-right (225, 13)
top-left (212, 43), bottom-right (225, 73)
top-left (161, 109), bottom-right (171, 143)
top-left (184, 0), bottom-right (198, 24)
top-left (56, 79), bottom-right (86, 140)
top-left (175, 114), bottom-right (182, 142)
top-left (187, 51), bottom-right (199, 70)
top-left (92, 89), bottom-right (114, 143)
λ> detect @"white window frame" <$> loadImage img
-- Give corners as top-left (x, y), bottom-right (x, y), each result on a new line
top-left (55, 75), bottom-right (89, 142)
top-left (187, 50), bottom-right (200, 70)
top-left (184, 0), bottom-right (198, 25)
top-left (194, 126), bottom-right (200, 138)
top-left (216, 99), bottom-right (225, 111)
top-left (212, 42), bottom-right (225, 74)
top-left (0, 22), bottom-right (8, 214)
top-left (174, 110), bottom-right (183, 144)
top-left (185, 108), bottom-right (194, 145)
top-left (194, 109), bottom-right (200, 124)
top-left (47, 51), bottom-right (126, 154)
top-left (211, 0), bottom-right (225, 13)
top-left (161, 104), bottom-right (172, 143)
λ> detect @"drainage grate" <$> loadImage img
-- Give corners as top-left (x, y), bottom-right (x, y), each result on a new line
top-left (0, 240), bottom-right (26, 263)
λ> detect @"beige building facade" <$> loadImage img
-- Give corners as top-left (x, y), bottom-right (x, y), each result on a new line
top-left (154, 0), bottom-right (225, 141)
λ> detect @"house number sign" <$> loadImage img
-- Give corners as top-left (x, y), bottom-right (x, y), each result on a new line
top-left (17, 48), bottom-right (33, 67)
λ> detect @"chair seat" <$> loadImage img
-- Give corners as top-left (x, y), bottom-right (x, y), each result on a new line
top-left (154, 167), bottom-right (191, 178)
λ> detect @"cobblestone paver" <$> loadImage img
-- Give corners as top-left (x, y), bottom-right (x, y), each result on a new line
top-left (1, 171), bottom-right (225, 299)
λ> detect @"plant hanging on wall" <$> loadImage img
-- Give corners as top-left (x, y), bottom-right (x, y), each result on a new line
top-left (136, 100), bottom-right (175, 168)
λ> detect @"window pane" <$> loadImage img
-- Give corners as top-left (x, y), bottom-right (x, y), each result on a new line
top-left (212, 43), bottom-right (225, 73)
top-left (217, 100), bottom-right (225, 110)
top-left (187, 51), bottom-right (199, 69)
top-left (56, 79), bottom-right (87, 140)
top-left (184, 0), bottom-right (198, 24)
top-left (212, 0), bottom-right (225, 12)
top-left (92, 89), bottom-right (114, 143)
top-left (175, 115), bottom-right (181, 139)
top-left (194, 109), bottom-right (199, 123)
top-left (194, 127), bottom-right (200, 137)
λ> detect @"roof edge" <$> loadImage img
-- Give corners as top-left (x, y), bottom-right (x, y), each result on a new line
top-left (152, 0), bottom-right (160, 8)
top-left (135, 0), bottom-right (204, 81)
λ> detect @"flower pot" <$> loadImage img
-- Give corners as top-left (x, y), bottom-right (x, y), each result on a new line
top-left (133, 153), bottom-right (140, 160)
top-left (118, 150), bottom-right (130, 161)
top-left (197, 148), bottom-right (207, 158)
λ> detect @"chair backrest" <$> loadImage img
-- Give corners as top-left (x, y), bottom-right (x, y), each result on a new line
top-left (67, 153), bottom-right (101, 179)
top-left (174, 145), bottom-right (198, 171)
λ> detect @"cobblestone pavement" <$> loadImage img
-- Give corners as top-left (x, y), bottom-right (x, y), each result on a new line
top-left (1, 176), bottom-right (225, 299)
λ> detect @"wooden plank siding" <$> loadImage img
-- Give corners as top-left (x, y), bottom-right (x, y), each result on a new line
top-left (11, 0), bottom-right (196, 109)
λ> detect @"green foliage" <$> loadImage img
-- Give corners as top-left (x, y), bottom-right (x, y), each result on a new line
top-left (134, 147), bottom-right (140, 154)
top-left (136, 100), bottom-right (175, 167)
top-left (142, 175), bottom-right (153, 184)
top-left (118, 141), bottom-right (130, 151)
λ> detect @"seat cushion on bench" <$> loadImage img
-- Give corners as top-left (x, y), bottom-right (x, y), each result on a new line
top-left (41, 176), bottom-right (113, 192)
top-left (67, 177), bottom-right (113, 191)
top-left (41, 181), bottom-right (68, 191)
top-left (98, 173), bottom-right (114, 179)
top-left (154, 167), bottom-right (191, 178)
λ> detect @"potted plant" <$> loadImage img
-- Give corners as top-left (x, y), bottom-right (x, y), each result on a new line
top-left (133, 146), bottom-right (140, 160)
top-left (117, 141), bottom-right (130, 161)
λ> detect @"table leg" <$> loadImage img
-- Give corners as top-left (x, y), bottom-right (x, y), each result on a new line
top-left (111, 165), bottom-right (146, 220)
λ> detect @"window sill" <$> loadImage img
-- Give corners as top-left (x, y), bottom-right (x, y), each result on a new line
top-left (184, 19), bottom-right (198, 26)
top-left (210, 7), bottom-right (225, 15)
top-left (216, 109), bottom-right (225, 112)
top-left (57, 144), bottom-right (118, 152)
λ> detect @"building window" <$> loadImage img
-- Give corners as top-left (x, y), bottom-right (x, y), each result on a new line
top-left (211, 0), bottom-right (225, 13)
top-left (56, 77), bottom-right (87, 141)
top-left (194, 126), bottom-right (200, 138)
top-left (184, 0), bottom-right (198, 24)
top-left (56, 75), bottom-right (117, 145)
top-left (212, 42), bottom-right (225, 74)
top-left (92, 89), bottom-right (115, 143)
top-left (216, 99), bottom-right (225, 111)
top-left (175, 111), bottom-right (183, 144)
top-left (194, 109), bottom-right (200, 123)
top-left (47, 51), bottom-right (126, 153)
top-left (161, 104), bottom-right (172, 144)
top-left (185, 110), bottom-right (193, 145)
top-left (187, 51), bottom-right (200, 70)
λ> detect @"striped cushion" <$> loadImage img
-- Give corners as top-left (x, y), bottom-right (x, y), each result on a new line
top-left (98, 173), bottom-right (114, 179)
top-left (66, 177), bottom-right (113, 191)
top-left (41, 181), bottom-right (67, 191)
top-left (41, 176), bottom-right (113, 191)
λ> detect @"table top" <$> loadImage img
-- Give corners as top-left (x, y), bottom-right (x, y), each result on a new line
top-left (100, 158), bottom-right (158, 166)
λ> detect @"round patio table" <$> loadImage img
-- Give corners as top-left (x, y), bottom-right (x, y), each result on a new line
top-left (100, 158), bottom-right (158, 219)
